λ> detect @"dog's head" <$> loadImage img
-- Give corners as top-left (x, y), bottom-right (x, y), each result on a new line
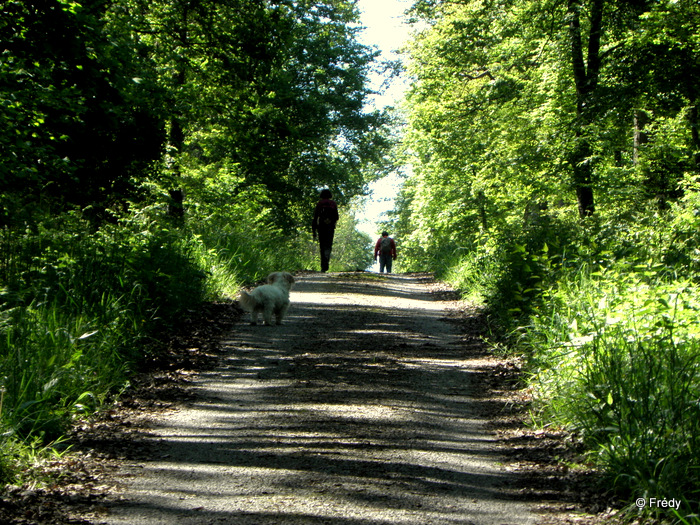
top-left (267, 271), bottom-right (295, 288)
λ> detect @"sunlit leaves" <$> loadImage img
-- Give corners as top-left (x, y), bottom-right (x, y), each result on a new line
top-left (397, 0), bottom-right (700, 269)
top-left (397, 0), bottom-right (573, 264)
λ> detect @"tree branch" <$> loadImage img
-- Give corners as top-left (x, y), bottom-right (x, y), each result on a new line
top-left (457, 70), bottom-right (495, 81)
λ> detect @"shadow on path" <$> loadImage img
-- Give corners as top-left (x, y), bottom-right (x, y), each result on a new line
top-left (99, 273), bottom-right (536, 525)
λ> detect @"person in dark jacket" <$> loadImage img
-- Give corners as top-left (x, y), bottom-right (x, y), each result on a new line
top-left (312, 189), bottom-right (339, 272)
top-left (374, 231), bottom-right (397, 274)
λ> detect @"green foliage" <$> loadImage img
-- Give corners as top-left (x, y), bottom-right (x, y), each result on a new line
top-left (105, 0), bottom-right (391, 230)
top-left (525, 255), bottom-right (700, 520)
top-left (1, 0), bottom-right (391, 229)
top-left (396, 3), bottom-right (700, 517)
top-left (328, 212), bottom-right (375, 272)
top-left (0, 0), bottom-right (166, 222)
top-left (398, 0), bottom-right (700, 254)
top-left (0, 208), bottom-right (201, 440)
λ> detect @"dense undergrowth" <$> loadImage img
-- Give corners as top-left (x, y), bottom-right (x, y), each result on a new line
top-left (0, 198), bottom-right (372, 486)
top-left (408, 192), bottom-right (700, 523)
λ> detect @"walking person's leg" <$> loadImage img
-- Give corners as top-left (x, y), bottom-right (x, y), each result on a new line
top-left (319, 241), bottom-right (330, 272)
top-left (318, 229), bottom-right (334, 272)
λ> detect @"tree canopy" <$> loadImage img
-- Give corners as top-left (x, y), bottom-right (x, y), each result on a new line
top-left (0, 0), bottom-right (392, 229)
top-left (394, 0), bottom-right (700, 263)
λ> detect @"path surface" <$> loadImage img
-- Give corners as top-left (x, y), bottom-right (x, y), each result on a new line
top-left (98, 273), bottom-right (535, 525)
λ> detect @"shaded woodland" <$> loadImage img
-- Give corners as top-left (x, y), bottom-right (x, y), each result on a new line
top-left (391, 1), bottom-right (699, 521)
top-left (1, 0), bottom-right (699, 522)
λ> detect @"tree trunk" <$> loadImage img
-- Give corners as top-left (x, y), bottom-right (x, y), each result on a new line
top-left (475, 189), bottom-right (488, 231)
top-left (167, 117), bottom-right (185, 219)
top-left (166, 3), bottom-right (189, 221)
top-left (633, 109), bottom-right (649, 166)
top-left (567, 0), bottom-right (604, 218)
top-left (571, 137), bottom-right (595, 217)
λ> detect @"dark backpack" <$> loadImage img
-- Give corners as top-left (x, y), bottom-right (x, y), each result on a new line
top-left (380, 236), bottom-right (393, 254)
top-left (317, 201), bottom-right (338, 227)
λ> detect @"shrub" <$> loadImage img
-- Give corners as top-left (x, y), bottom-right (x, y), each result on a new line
top-left (527, 263), bottom-right (700, 520)
top-left (444, 203), bottom-right (700, 521)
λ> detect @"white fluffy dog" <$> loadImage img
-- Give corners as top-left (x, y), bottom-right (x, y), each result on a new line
top-left (238, 272), bottom-right (295, 326)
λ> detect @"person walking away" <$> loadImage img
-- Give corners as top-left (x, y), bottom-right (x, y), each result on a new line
top-left (312, 189), bottom-right (339, 272)
top-left (374, 231), bottom-right (397, 274)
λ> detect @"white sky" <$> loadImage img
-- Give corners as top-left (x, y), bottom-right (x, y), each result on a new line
top-left (356, 0), bottom-right (412, 110)
top-left (355, 0), bottom-right (412, 240)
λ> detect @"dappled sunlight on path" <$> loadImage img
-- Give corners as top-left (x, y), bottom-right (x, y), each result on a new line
top-left (99, 273), bottom-right (534, 525)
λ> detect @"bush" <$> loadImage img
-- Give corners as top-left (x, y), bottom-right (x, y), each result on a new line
top-left (527, 265), bottom-right (700, 518)
top-left (443, 203), bottom-right (700, 521)
top-left (0, 208), bottom-right (208, 445)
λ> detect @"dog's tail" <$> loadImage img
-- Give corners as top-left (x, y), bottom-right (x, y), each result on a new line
top-left (238, 290), bottom-right (259, 312)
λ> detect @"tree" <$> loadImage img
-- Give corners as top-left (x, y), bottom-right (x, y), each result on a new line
top-left (567, 0), bottom-right (604, 217)
top-left (108, 0), bottom-right (391, 229)
top-left (0, 0), bottom-right (166, 225)
top-left (400, 0), bottom-right (569, 260)
top-left (611, 0), bottom-right (700, 200)
top-left (399, 0), bottom-right (700, 259)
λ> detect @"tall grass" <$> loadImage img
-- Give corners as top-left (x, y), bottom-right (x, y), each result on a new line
top-left (0, 208), bottom-right (204, 447)
top-left (0, 295), bottom-right (133, 441)
top-left (0, 202), bottom-right (312, 483)
top-left (526, 265), bottom-right (700, 520)
top-left (443, 201), bottom-right (700, 522)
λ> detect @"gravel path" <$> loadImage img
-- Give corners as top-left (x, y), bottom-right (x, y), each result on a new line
top-left (97, 272), bottom-right (535, 525)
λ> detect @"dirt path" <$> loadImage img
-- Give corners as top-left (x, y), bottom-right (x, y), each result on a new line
top-left (96, 273), bottom-right (536, 525)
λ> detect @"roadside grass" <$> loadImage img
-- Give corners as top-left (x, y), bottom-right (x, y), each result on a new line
top-left (444, 204), bottom-right (700, 523)
top-left (0, 197), bottom-right (376, 486)
top-left (525, 265), bottom-right (700, 522)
